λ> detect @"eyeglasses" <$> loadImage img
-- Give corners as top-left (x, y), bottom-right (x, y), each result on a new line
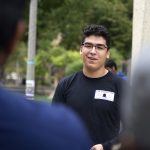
top-left (82, 42), bottom-right (107, 51)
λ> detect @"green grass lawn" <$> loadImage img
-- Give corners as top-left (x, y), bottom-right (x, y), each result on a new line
top-left (35, 95), bottom-right (52, 103)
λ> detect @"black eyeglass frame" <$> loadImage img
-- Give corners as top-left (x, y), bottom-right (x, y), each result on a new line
top-left (82, 42), bottom-right (108, 51)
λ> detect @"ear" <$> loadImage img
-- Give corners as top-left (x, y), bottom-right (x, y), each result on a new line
top-left (80, 46), bottom-right (83, 55)
top-left (106, 50), bottom-right (110, 59)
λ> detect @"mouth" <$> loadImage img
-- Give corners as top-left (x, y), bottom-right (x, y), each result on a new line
top-left (87, 56), bottom-right (98, 61)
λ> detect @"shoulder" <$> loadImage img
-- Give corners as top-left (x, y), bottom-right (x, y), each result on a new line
top-left (0, 87), bottom-right (92, 149)
top-left (0, 87), bottom-right (83, 126)
top-left (107, 71), bottom-right (124, 82)
top-left (107, 72), bottom-right (126, 90)
top-left (61, 71), bottom-right (81, 82)
top-left (43, 103), bottom-right (92, 149)
top-left (50, 103), bottom-right (88, 134)
top-left (0, 87), bottom-right (81, 126)
top-left (58, 71), bottom-right (81, 87)
top-left (0, 86), bottom-right (29, 109)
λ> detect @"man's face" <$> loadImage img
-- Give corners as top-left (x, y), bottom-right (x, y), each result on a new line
top-left (80, 35), bottom-right (110, 72)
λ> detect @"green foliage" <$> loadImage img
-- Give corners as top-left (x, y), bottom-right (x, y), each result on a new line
top-left (5, 0), bottom-right (133, 86)
top-left (65, 60), bottom-right (82, 75)
top-left (5, 42), bottom-right (27, 76)
top-left (65, 51), bottom-right (82, 75)
top-left (35, 46), bottom-right (82, 83)
top-left (36, 0), bottom-right (133, 58)
top-left (88, 0), bottom-right (132, 58)
top-left (50, 47), bottom-right (66, 67)
top-left (109, 48), bottom-right (123, 69)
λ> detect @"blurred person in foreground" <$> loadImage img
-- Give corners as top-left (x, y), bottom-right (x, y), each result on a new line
top-left (0, 0), bottom-right (92, 150)
top-left (115, 48), bottom-right (150, 150)
top-left (52, 24), bottom-right (125, 150)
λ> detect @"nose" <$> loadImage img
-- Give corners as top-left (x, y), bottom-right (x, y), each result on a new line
top-left (90, 46), bottom-right (97, 54)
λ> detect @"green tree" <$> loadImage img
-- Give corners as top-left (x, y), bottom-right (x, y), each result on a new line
top-left (4, 0), bottom-right (133, 86)
top-left (5, 42), bottom-right (27, 80)
top-left (36, 0), bottom-right (132, 58)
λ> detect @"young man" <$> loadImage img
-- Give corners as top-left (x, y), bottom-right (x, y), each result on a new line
top-left (53, 25), bottom-right (124, 150)
top-left (0, 1), bottom-right (91, 149)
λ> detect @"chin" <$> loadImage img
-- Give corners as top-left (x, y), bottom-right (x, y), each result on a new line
top-left (85, 64), bottom-right (99, 72)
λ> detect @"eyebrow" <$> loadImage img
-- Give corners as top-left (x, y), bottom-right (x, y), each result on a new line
top-left (83, 42), bottom-right (107, 47)
top-left (84, 42), bottom-right (103, 45)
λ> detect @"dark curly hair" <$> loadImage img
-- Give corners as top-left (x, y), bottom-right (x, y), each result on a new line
top-left (81, 24), bottom-right (111, 49)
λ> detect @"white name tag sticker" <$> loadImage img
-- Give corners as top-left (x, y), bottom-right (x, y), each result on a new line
top-left (94, 90), bottom-right (115, 102)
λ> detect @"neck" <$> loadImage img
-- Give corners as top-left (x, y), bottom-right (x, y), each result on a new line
top-left (83, 67), bottom-right (108, 78)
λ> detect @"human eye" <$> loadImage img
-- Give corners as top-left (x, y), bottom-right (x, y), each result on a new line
top-left (96, 45), bottom-right (106, 51)
top-left (84, 43), bottom-right (93, 49)
top-left (97, 45), bottom-right (104, 50)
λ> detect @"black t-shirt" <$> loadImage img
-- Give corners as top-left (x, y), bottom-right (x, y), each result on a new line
top-left (52, 71), bottom-right (124, 150)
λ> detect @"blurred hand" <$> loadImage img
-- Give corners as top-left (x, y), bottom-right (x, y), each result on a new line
top-left (90, 144), bottom-right (103, 150)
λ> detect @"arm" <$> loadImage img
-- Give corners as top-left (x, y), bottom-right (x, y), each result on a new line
top-left (102, 134), bottom-right (121, 150)
top-left (90, 131), bottom-right (122, 150)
